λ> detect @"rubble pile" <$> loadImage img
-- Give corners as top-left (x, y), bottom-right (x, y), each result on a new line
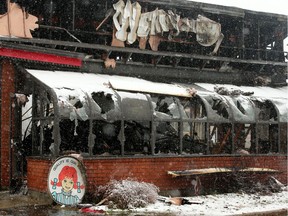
top-left (225, 174), bottom-right (286, 195)
top-left (94, 179), bottom-right (159, 209)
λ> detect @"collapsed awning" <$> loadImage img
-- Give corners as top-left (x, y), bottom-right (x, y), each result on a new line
top-left (189, 83), bottom-right (288, 123)
top-left (26, 69), bottom-right (195, 121)
top-left (25, 69), bottom-right (288, 123)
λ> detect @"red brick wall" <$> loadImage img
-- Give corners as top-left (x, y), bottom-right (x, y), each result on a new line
top-left (26, 158), bottom-right (52, 192)
top-left (27, 155), bottom-right (287, 194)
top-left (0, 60), bottom-right (15, 188)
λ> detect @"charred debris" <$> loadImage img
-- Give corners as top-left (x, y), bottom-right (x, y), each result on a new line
top-left (2, 0), bottom-right (287, 160)
top-left (1, 0), bottom-right (287, 85)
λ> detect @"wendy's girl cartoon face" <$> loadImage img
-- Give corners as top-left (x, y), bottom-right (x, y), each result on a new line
top-left (48, 156), bottom-right (86, 205)
top-left (62, 177), bottom-right (74, 192)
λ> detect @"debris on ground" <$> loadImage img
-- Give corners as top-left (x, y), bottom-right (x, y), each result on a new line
top-left (94, 179), bottom-right (159, 209)
top-left (157, 196), bottom-right (204, 205)
top-left (233, 175), bottom-right (286, 195)
top-left (80, 205), bottom-right (106, 214)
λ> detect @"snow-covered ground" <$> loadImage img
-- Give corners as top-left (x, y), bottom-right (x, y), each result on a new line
top-left (97, 190), bottom-right (288, 215)
top-left (136, 191), bottom-right (288, 215)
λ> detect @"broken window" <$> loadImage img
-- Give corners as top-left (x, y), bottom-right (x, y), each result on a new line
top-left (210, 123), bottom-right (233, 154)
top-left (119, 92), bottom-right (152, 155)
top-left (31, 86), bottom-right (54, 155)
top-left (152, 96), bottom-right (181, 154)
top-left (235, 124), bottom-right (254, 155)
top-left (23, 71), bottom-right (286, 158)
top-left (253, 98), bottom-right (279, 153)
top-left (60, 119), bottom-right (89, 153)
top-left (92, 120), bottom-right (121, 155)
top-left (124, 120), bottom-right (151, 155)
top-left (181, 96), bottom-right (207, 154)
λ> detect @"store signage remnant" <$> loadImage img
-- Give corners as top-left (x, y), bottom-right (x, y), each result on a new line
top-left (47, 156), bottom-right (86, 206)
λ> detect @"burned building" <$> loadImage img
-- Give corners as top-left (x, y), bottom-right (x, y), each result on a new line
top-left (0, 0), bottom-right (287, 195)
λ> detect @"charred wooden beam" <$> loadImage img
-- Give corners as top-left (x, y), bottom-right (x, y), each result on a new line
top-left (82, 59), bottom-right (245, 84)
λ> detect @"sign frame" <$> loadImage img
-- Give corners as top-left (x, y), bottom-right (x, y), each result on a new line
top-left (47, 155), bottom-right (86, 206)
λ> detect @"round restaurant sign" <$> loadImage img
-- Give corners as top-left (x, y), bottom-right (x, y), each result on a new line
top-left (47, 156), bottom-right (86, 206)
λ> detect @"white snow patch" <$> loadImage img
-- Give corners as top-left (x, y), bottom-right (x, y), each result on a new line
top-left (128, 190), bottom-right (288, 215)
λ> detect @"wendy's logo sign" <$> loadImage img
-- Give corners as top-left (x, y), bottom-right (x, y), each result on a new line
top-left (47, 156), bottom-right (86, 206)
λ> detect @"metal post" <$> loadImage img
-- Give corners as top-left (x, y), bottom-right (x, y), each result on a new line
top-left (231, 123), bottom-right (235, 154)
top-left (31, 90), bottom-right (37, 155)
top-left (175, 98), bottom-right (183, 154)
top-left (206, 122), bottom-right (210, 155)
top-left (120, 120), bottom-right (125, 156)
top-left (49, 90), bottom-right (60, 157)
top-left (257, 20), bottom-right (260, 60)
top-left (39, 93), bottom-right (44, 156)
top-left (277, 124), bottom-right (281, 153)
top-left (85, 93), bottom-right (93, 156)
top-left (145, 95), bottom-right (155, 155)
top-left (72, 0), bottom-right (75, 31)
top-left (255, 123), bottom-right (259, 154)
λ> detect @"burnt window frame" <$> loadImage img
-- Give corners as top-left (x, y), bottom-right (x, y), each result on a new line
top-left (27, 80), bottom-right (286, 158)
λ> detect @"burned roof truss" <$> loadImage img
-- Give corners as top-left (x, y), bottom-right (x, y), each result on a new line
top-left (0, 0), bottom-right (287, 85)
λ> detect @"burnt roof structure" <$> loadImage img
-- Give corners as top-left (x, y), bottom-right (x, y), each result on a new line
top-left (0, 0), bottom-right (287, 86)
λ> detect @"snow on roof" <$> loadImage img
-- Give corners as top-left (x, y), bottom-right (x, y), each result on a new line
top-left (195, 82), bottom-right (288, 122)
top-left (27, 69), bottom-right (114, 94)
top-left (26, 69), bottom-right (194, 97)
top-left (195, 83), bottom-right (288, 99)
top-left (26, 69), bottom-right (287, 122)
top-left (101, 74), bottom-right (195, 97)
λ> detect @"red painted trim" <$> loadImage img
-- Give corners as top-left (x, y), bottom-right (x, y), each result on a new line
top-left (0, 47), bottom-right (82, 67)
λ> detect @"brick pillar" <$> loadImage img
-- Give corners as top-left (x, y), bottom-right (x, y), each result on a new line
top-left (0, 60), bottom-right (15, 188)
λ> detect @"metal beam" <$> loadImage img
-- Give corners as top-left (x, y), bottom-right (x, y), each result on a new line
top-left (1, 37), bottom-right (287, 67)
top-left (82, 60), bottom-right (245, 85)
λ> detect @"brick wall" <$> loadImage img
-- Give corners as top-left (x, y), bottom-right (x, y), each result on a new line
top-left (0, 60), bottom-right (15, 188)
top-left (26, 158), bottom-right (52, 192)
top-left (27, 155), bottom-right (287, 194)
